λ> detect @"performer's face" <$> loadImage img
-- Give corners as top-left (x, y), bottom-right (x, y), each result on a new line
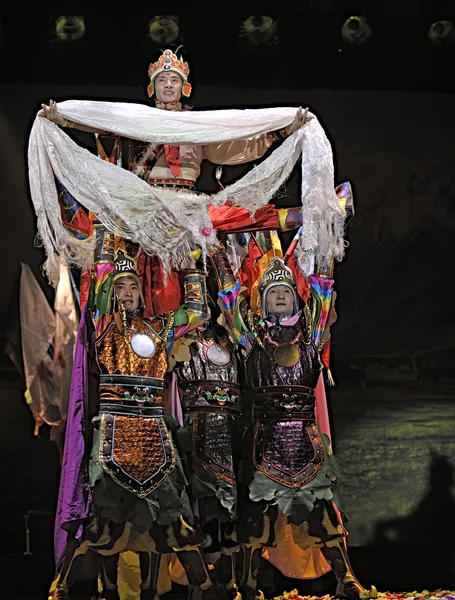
top-left (114, 276), bottom-right (141, 311)
top-left (266, 285), bottom-right (294, 316)
top-left (154, 71), bottom-right (183, 103)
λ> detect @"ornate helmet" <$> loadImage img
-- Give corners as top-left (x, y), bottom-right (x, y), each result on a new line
top-left (147, 47), bottom-right (191, 98)
top-left (113, 250), bottom-right (144, 309)
top-left (258, 257), bottom-right (298, 318)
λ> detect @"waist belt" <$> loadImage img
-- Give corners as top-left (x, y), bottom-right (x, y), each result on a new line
top-left (181, 379), bottom-right (240, 392)
top-left (251, 385), bottom-right (315, 398)
top-left (181, 379), bottom-right (241, 414)
top-left (253, 410), bottom-right (315, 421)
top-left (99, 374), bottom-right (165, 390)
top-left (183, 404), bottom-right (241, 416)
top-left (99, 403), bottom-right (165, 417)
top-left (148, 178), bottom-right (195, 189)
top-left (251, 385), bottom-right (315, 421)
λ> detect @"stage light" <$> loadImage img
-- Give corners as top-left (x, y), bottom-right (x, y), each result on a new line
top-left (428, 20), bottom-right (455, 47)
top-left (147, 16), bottom-right (180, 45)
top-left (341, 16), bottom-right (371, 45)
top-left (54, 16), bottom-right (85, 42)
top-left (239, 16), bottom-right (279, 46)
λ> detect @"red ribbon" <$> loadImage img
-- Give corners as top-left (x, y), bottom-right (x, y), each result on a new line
top-left (164, 144), bottom-right (180, 178)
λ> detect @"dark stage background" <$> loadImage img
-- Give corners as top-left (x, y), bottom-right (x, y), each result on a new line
top-left (1, 80), bottom-right (454, 596)
top-left (1, 3), bottom-right (455, 597)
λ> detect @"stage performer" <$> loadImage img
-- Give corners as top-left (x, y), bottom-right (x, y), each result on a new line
top-left (41, 48), bottom-right (307, 188)
top-left (208, 247), bottom-right (378, 600)
top-left (49, 220), bottom-right (211, 600)
top-left (172, 287), bottom-right (242, 599)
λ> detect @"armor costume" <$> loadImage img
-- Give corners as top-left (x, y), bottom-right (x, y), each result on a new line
top-left (48, 227), bottom-right (210, 600)
top-left (209, 249), bottom-right (377, 600)
top-left (174, 320), bottom-right (242, 599)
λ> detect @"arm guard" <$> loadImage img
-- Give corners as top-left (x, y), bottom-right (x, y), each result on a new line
top-left (173, 269), bottom-right (209, 340)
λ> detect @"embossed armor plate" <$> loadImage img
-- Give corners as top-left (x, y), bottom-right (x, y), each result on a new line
top-left (254, 422), bottom-right (323, 488)
top-left (193, 411), bottom-right (236, 484)
top-left (99, 412), bottom-right (175, 498)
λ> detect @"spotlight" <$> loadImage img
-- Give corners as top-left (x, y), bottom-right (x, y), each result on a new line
top-left (147, 16), bottom-right (180, 45)
top-left (428, 20), bottom-right (455, 47)
top-left (54, 16), bottom-right (85, 42)
top-left (341, 16), bottom-right (371, 45)
top-left (239, 16), bottom-right (279, 46)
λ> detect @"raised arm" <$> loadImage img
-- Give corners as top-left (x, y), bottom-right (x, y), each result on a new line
top-left (88, 220), bottom-right (116, 336)
top-left (202, 107), bottom-right (311, 166)
top-left (40, 99), bottom-right (106, 134)
top-left (208, 247), bottom-right (255, 352)
top-left (202, 131), bottom-right (279, 166)
top-left (173, 269), bottom-right (209, 341)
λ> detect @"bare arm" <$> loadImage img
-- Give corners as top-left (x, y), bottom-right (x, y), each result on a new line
top-left (202, 107), bottom-right (312, 165)
top-left (39, 99), bottom-right (106, 134)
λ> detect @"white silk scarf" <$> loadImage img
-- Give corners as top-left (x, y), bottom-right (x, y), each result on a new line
top-left (28, 100), bottom-right (345, 285)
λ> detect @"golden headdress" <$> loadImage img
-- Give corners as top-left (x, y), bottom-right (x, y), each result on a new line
top-left (147, 48), bottom-right (191, 98)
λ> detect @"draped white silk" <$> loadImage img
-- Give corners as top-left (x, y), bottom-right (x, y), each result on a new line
top-left (28, 101), bottom-right (345, 285)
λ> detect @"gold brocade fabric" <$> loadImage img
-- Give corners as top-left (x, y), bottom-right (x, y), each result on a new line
top-left (96, 317), bottom-right (169, 403)
top-left (112, 416), bottom-right (166, 481)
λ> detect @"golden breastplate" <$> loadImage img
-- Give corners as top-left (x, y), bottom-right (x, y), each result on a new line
top-left (96, 316), bottom-right (170, 406)
top-left (95, 316), bottom-right (176, 497)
